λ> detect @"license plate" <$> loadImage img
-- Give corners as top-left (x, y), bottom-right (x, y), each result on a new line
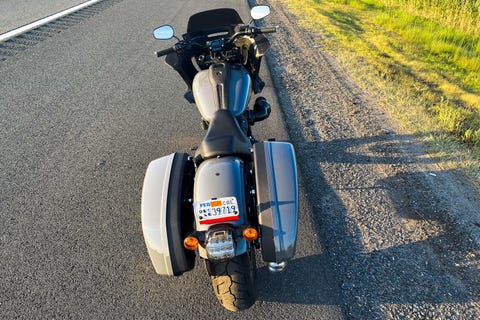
top-left (195, 197), bottom-right (239, 225)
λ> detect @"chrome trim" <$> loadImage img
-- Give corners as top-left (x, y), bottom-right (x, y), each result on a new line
top-left (268, 261), bottom-right (287, 272)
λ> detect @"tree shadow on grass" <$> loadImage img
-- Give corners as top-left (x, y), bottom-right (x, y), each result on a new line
top-left (318, 8), bottom-right (364, 35)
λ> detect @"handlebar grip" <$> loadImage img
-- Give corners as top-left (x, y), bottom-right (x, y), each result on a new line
top-left (259, 26), bottom-right (278, 34)
top-left (155, 47), bottom-right (176, 57)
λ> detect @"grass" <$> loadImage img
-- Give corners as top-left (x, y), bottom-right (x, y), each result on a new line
top-left (277, 0), bottom-right (480, 186)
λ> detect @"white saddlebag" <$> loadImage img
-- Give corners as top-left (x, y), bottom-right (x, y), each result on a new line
top-left (141, 153), bottom-right (195, 276)
top-left (253, 141), bottom-right (298, 263)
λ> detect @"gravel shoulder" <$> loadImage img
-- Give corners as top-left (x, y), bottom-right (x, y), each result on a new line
top-left (259, 0), bottom-right (480, 318)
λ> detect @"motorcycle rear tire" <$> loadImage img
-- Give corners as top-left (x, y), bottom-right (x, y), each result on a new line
top-left (205, 250), bottom-right (256, 311)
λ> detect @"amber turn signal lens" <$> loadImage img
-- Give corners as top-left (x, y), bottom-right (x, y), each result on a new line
top-left (242, 227), bottom-right (259, 241)
top-left (183, 236), bottom-right (199, 250)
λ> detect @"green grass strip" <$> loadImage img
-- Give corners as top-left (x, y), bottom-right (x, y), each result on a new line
top-left (278, 0), bottom-right (480, 185)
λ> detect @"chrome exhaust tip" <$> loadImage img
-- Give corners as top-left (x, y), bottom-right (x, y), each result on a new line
top-left (268, 261), bottom-right (287, 272)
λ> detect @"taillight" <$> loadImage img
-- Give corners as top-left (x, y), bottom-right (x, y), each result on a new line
top-left (205, 229), bottom-right (235, 260)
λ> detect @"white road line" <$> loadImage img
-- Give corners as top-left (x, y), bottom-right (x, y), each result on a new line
top-left (0, 0), bottom-right (102, 43)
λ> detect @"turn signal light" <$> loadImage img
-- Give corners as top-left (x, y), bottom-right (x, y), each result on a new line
top-left (183, 236), bottom-right (199, 250)
top-left (242, 227), bottom-right (259, 241)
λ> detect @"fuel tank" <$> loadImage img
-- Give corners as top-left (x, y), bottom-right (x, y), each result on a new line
top-left (192, 63), bottom-right (252, 122)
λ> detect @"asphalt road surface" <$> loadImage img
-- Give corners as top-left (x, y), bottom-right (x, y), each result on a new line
top-left (0, 0), bottom-right (87, 34)
top-left (1, 0), bottom-right (344, 318)
top-left (3, 0), bottom-right (480, 319)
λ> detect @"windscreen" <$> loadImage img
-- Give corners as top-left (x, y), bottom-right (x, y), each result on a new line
top-left (187, 8), bottom-right (243, 35)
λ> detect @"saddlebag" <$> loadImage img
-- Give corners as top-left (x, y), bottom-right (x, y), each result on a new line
top-left (253, 141), bottom-right (298, 263)
top-left (141, 153), bottom-right (195, 276)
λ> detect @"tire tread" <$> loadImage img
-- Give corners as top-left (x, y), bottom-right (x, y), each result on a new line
top-left (207, 253), bottom-right (255, 311)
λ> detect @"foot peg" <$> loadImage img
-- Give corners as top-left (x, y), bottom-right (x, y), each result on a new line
top-left (249, 97), bottom-right (271, 124)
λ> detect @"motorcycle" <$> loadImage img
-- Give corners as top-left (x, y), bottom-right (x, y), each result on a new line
top-left (141, 5), bottom-right (298, 311)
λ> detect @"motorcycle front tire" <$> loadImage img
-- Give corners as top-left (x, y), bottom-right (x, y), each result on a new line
top-left (205, 249), bottom-right (256, 311)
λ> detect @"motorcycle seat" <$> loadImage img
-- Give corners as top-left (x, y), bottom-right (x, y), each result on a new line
top-left (196, 110), bottom-right (251, 161)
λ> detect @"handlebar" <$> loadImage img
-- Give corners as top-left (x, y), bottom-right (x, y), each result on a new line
top-left (156, 46), bottom-right (176, 57)
top-left (155, 25), bottom-right (278, 58)
top-left (228, 25), bottom-right (278, 42)
top-left (258, 26), bottom-right (279, 34)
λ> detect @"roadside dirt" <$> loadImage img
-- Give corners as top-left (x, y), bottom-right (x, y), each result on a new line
top-left (259, 0), bottom-right (480, 318)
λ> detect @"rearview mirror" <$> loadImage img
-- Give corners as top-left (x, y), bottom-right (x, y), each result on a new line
top-left (250, 5), bottom-right (270, 20)
top-left (153, 25), bottom-right (174, 40)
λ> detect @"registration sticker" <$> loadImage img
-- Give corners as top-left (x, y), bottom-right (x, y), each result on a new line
top-left (195, 197), bottom-right (240, 225)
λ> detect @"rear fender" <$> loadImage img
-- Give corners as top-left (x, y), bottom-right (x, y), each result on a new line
top-left (193, 157), bottom-right (249, 259)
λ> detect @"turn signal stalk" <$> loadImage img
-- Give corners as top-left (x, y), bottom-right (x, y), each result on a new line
top-left (242, 227), bottom-right (259, 242)
top-left (183, 236), bottom-right (199, 250)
